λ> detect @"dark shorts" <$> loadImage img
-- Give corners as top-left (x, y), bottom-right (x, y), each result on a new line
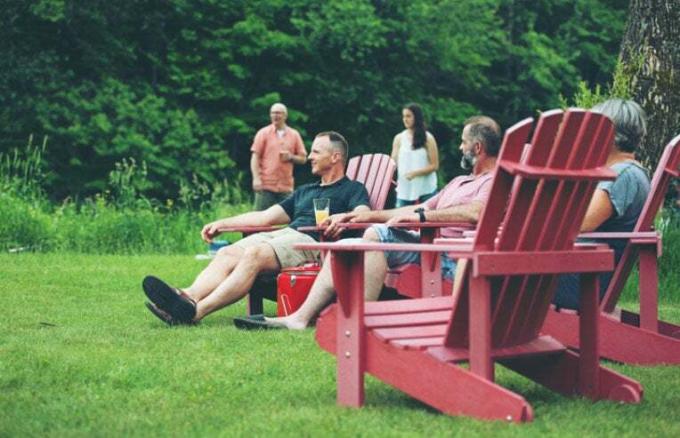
top-left (254, 190), bottom-right (291, 211)
top-left (552, 271), bottom-right (613, 311)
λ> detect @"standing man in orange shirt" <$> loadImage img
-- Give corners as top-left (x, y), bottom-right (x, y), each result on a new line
top-left (250, 103), bottom-right (308, 210)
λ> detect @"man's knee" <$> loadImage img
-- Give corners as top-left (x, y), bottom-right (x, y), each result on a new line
top-left (212, 245), bottom-right (241, 265)
top-left (242, 244), bottom-right (277, 269)
top-left (363, 227), bottom-right (380, 241)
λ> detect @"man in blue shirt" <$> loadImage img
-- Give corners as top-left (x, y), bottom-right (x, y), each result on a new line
top-left (142, 131), bottom-right (370, 325)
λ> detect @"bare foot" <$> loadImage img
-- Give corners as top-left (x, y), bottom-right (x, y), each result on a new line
top-left (264, 316), bottom-right (309, 330)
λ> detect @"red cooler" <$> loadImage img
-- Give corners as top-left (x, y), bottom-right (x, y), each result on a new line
top-left (276, 265), bottom-right (321, 316)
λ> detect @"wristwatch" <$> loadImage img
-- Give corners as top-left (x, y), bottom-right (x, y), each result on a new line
top-left (414, 207), bottom-right (426, 223)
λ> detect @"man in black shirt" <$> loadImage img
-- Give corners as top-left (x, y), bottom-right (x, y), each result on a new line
top-left (142, 131), bottom-right (370, 325)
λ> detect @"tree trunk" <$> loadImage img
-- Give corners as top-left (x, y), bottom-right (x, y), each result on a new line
top-left (619, 0), bottom-right (680, 169)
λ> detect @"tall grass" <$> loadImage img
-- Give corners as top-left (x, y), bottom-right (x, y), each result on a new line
top-left (0, 137), bottom-right (250, 254)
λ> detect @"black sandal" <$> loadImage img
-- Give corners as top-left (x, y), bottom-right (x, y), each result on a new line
top-left (145, 301), bottom-right (196, 326)
top-left (233, 315), bottom-right (283, 330)
top-left (145, 301), bottom-right (176, 325)
top-left (142, 276), bottom-right (197, 324)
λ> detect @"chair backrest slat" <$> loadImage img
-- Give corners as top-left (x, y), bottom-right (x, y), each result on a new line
top-left (346, 153), bottom-right (396, 210)
top-left (443, 109), bottom-right (615, 348)
top-left (494, 111), bottom-right (612, 343)
top-left (508, 113), bottom-right (615, 342)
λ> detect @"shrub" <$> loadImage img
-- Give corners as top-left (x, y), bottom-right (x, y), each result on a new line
top-left (0, 192), bottom-right (54, 252)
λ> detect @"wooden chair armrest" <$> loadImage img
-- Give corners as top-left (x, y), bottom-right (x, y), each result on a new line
top-left (473, 249), bottom-right (614, 275)
top-left (434, 237), bottom-right (475, 245)
top-left (294, 241), bottom-right (475, 258)
top-left (579, 231), bottom-right (659, 241)
top-left (334, 221), bottom-right (474, 230)
top-left (219, 225), bottom-right (283, 233)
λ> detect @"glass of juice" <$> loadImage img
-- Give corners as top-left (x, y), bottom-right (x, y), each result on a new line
top-left (313, 198), bottom-right (330, 225)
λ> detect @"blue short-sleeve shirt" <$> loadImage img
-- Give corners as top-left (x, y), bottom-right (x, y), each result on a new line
top-left (592, 161), bottom-right (650, 257)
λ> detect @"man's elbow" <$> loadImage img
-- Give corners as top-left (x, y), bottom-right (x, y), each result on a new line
top-left (580, 221), bottom-right (597, 233)
top-left (467, 204), bottom-right (484, 223)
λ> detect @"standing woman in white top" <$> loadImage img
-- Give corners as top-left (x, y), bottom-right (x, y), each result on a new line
top-left (391, 103), bottom-right (439, 207)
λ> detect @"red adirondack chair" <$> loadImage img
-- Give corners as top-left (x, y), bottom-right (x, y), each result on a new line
top-left (383, 144), bottom-right (551, 299)
top-left (295, 109), bottom-right (643, 422)
top-left (543, 134), bottom-right (680, 365)
top-left (221, 153), bottom-right (396, 315)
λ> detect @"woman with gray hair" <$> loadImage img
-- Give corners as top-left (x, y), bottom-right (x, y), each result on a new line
top-left (553, 99), bottom-right (651, 310)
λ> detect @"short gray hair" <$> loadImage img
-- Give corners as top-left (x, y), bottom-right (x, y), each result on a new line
top-left (270, 102), bottom-right (288, 115)
top-left (463, 116), bottom-right (502, 157)
top-left (592, 98), bottom-right (646, 153)
top-left (316, 131), bottom-right (349, 163)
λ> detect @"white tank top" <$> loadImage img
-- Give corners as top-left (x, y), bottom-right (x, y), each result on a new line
top-left (396, 130), bottom-right (437, 200)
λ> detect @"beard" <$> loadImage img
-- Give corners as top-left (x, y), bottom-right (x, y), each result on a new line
top-left (460, 150), bottom-right (477, 170)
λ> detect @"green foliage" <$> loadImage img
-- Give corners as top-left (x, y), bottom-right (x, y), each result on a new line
top-left (562, 60), bottom-right (635, 109)
top-left (34, 78), bottom-right (235, 199)
top-left (0, 135), bottom-right (49, 200)
top-left (0, 138), bottom-right (249, 254)
top-left (0, 190), bottom-right (250, 254)
top-left (0, 191), bottom-right (54, 252)
top-left (1, 0), bottom-right (630, 200)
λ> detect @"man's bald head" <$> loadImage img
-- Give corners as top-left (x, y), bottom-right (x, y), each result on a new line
top-left (270, 102), bottom-right (288, 128)
top-left (270, 102), bottom-right (288, 115)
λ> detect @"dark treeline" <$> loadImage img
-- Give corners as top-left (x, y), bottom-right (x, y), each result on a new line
top-left (0, 0), bottom-right (628, 201)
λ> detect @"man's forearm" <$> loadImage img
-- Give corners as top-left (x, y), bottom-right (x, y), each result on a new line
top-left (291, 154), bottom-right (307, 165)
top-left (424, 202), bottom-right (483, 223)
top-left (356, 205), bottom-right (417, 222)
top-left (250, 154), bottom-right (261, 182)
top-left (218, 211), bottom-right (274, 228)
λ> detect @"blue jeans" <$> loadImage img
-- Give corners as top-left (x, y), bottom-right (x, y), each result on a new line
top-left (371, 224), bottom-right (456, 279)
top-left (553, 271), bottom-right (614, 310)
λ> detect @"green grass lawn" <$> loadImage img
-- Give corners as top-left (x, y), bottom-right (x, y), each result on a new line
top-left (2, 253), bottom-right (680, 437)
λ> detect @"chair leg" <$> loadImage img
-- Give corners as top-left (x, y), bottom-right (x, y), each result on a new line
top-left (247, 273), bottom-right (277, 316)
top-left (503, 350), bottom-right (642, 403)
top-left (544, 309), bottom-right (680, 365)
top-left (247, 292), bottom-right (264, 316)
top-left (366, 336), bottom-right (533, 422)
top-left (316, 308), bottom-right (533, 422)
top-left (331, 251), bottom-right (366, 408)
top-left (469, 275), bottom-right (494, 381)
top-left (638, 246), bottom-right (659, 332)
top-left (578, 273), bottom-right (599, 398)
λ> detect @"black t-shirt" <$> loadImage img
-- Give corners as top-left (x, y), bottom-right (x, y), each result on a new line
top-left (279, 176), bottom-right (370, 240)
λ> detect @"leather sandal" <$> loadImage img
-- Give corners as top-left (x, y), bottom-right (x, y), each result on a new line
top-left (142, 275), bottom-right (197, 324)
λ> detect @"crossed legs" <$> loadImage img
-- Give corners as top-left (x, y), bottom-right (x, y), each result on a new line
top-left (144, 242), bottom-right (281, 324)
top-left (187, 244), bottom-right (281, 320)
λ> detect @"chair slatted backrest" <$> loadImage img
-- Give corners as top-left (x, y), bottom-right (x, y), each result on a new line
top-left (346, 153), bottom-right (396, 210)
top-left (444, 109), bottom-right (615, 349)
top-left (601, 135), bottom-right (680, 312)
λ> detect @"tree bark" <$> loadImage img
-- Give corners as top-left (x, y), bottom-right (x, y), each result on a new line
top-left (619, 0), bottom-right (680, 169)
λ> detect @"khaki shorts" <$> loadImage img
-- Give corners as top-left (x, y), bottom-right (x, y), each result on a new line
top-left (233, 227), bottom-right (319, 268)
